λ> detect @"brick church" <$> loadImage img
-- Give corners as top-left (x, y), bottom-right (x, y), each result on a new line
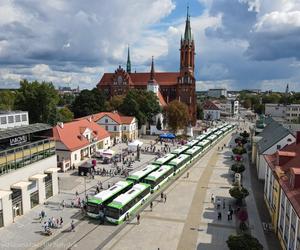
top-left (97, 9), bottom-right (197, 125)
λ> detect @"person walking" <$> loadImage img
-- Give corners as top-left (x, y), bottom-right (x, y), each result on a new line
top-left (211, 194), bottom-right (215, 203)
top-left (137, 214), bottom-right (140, 225)
top-left (61, 200), bottom-right (65, 210)
top-left (60, 217), bottom-right (63, 228)
top-left (218, 212), bottom-right (222, 220)
top-left (164, 194), bottom-right (167, 203)
top-left (186, 172), bottom-right (189, 178)
top-left (160, 192), bottom-right (164, 202)
top-left (227, 211), bottom-right (231, 221)
top-left (216, 198), bottom-right (221, 209)
top-left (150, 202), bottom-right (153, 211)
top-left (71, 220), bottom-right (75, 232)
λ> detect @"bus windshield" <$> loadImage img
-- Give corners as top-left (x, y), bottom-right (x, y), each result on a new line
top-left (106, 207), bottom-right (120, 219)
top-left (87, 203), bottom-right (101, 214)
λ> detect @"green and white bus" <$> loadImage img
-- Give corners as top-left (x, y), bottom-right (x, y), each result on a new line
top-left (105, 183), bottom-right (151, 224)
top-left (184, 146), bottom-right (202, 161)
top-left (215, 130), bottom-right (223, 138)
top-left (86, 180), bottom-right (133, 219)
top-left (196, 134), bottom-right (208, 141)
top-left (126, 164), bottom-right (159, 183)
top-left (143, 165), bottom-right (174, 191)
top-left (198, 139), bottom-right (210, 151)
top-left (171, 145), bottom-right (189, 156)
top-left (152, 153), bottom-right (176, 166)
top-left (186, 139), bottom-right (199, 148)
top-left (207, 134), bottom-right (218, 143)
top-left (167, 154), bottom-right (191, 174)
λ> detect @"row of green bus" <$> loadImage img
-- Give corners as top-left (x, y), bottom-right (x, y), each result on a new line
top-left (86, 123), bottom-right (235, 224)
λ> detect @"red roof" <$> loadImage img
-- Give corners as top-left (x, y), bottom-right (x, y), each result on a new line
top-left (158, 91), bottom-right (167, 107)
top-left (78, 112), bottom-right (135, 125)
top-left (53, 119), bottom-right (110, 151)
top-left (98, 72), bottom-right (179, 86)
top-left (203, 101), bottom-right (220, 110)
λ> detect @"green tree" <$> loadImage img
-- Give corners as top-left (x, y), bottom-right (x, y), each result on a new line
top-left (231, 164), bottom-right (245, 173)
top-left (0, 90), bottom-right (16, 110)
top-left (106, 95), bottom-right (125, 111)
top-left (15, 80), bottom-right (59, 124)
top-left (226, 233), bottom-right (263, 250)
top-left (156, 117), bottom-right (162, 130)
top-left (72, 88), bottom-right (106, 118)
top-left (229, 186), bottom-right (249, 202)
top-left (165, 100), bottom-right (189, 133)
top-left (197, 102), bottom-right (204, 120)
top-left (57, 107), bottom-right (74, 122)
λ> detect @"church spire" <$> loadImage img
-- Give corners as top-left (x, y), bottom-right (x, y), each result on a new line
top-left (150, 56), bottom-right (155, 80)
top-left (184, 5), bottom-right (192, 41)
top-left (126, 45), bottom-right (131, 73)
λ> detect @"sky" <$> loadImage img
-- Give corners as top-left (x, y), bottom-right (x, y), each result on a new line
top-left (0, 0), bottom-right (300, 92)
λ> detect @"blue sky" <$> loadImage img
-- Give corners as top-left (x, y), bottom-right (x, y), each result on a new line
top-left (0, 0), bottom-right (300, 91)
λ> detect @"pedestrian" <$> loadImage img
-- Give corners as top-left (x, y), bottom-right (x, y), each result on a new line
top-left (164, 194), bottom-right (167, 203)
top-left (60, 217), bottom-right (63, 228)
top-left (230, 209), bottom-right (233, 220)
top-left (186, 172), bottom-right (189, 178)
top-left (218, 212), bottom-right (222, 220)
top-left (75, 190), bottom-right (79, 197)
top-left (216, 198), bottom-right (221, 209)
top-left (61, 200), bottom-right (65, 210)
top-left (211, 194), bottom-right (215, 203)
top-left (223, 199), bottom-right (226, 209)
top-left (150, 202), bottom-right (153, 211)
top-left (71, 220), bottom-right (75, 232)
top-left (161, 192), bottom-right (164, 202)
top-left (227, 211), bottom-right (231, 221)
top-left (137, 214), bottom-right (140, 225)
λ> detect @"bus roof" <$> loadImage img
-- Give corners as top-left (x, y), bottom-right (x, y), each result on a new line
top-left (207, 134), bottom-right (217, 140)
top-left (186, 140), bottom-right (199, 147)
top-left (89, 181), bottom-right (132, 204)
top-left (108, 183), bottom-right (150, 209)
top-left (198, 139), bottom-right (210, 147)
top-left (196, 134), bottom-right (207, 141)
top-left (144, 165), bottom-right (173, 181)
top-left (168, 154), bottom-right (190, 165)
top-left (126, 165), bottom-right (158, 181)
top-left (185, 146), bottom-right (202, 155)
top-left (171, 145), bottom-right (189, 155)
top-left (153, 153), bottom-right (175, 165)
top-left (215, 130), bottom-right (223, 135)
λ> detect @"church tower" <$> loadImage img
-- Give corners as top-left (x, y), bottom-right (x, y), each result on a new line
top-left (177, 6), bottom-right (197, 126)
top-left (180, 6), bottom-right (195, 76)
top-left (147, 57), bottom-right (159, 95)
top-left (126, 46), bottom-right (131, 74)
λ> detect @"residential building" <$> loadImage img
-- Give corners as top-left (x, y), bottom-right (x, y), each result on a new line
top-left (286, 104), bottom-right (300, 123)
top-left (0, 123), bottom-right (58, 227)
top-left (0, 111), bottom-right (29, 129)
top-left (97, 8), bottom-right (197, 125)
top-left (79, 112), bottom-right (138, 144)
top-left (264, 135), bottom-right (300, 250)
top-left (252, 117), bottom-right (295, 180)
top-left (214, 99), bottom-right (239, 117)
top-left (207, 88), bottom-right (227, 98)
top-left (53, 119), bottom-right (111, 171)
top-left (265, 104), bottom-right (286, 119)
top-left (203, 101), bottom-right (220, 121)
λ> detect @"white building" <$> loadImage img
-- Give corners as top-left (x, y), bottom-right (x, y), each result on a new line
top-left (265, 104), bottom-right (286, 119)
top-left (53, 119), bottom-right (111, 171)
top-left (0, 111), bottom-right (29, 129)
top-left (286, 104), bottom-right (300, 123)
top-left (0, 124), bottom-right (58, 227)
top-left (214, 100), bottom-right (239, 117)
top-left (203, 101), bottom-right (221, 121)
top-left (207, 88), bottom-right (227, 98)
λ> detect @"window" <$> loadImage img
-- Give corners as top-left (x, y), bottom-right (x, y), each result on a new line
top-left (15, 115), bottom-right (21, 122)
top-left (277, 145), bottom-right (281, 150)
top-left (8, 116), bottom-right (14, 123)
top-left (74, 154), bottom-right (77, 161)
top-left (123, 126), bottom-right (126, 131)
top-left (0, 117), bottom-right (6, 124)
top-left (114, 126), bottom-right (117, 131)
top-left (105, 125), bottom-right (108, 130)
top-left (105, 119), bottom-right (108, 123)
top-left (21, 114), bottom-right (27, 121)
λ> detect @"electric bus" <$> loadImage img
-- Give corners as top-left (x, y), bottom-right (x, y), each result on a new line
top-left (143, 165), bottom-right (174, 191)
top-left (126, 164), bottom-right (159, 184)
top-left (152, 153), bottom-right (176, 166)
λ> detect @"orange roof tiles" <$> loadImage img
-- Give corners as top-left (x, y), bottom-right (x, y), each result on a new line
top-left (53, 119), bottom-right (110, 151)
top-left (98, 72), bottom-right (179, 86)
top-left (203, 100), bottom-right (220, 110)
top-left (158, 91), bottom-right (167, 107)
top-left (77, 112), bottom-right (135, 125)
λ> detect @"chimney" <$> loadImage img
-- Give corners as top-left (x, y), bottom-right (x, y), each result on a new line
top-left (57, 122), bottom-right (64, 128)
top-left (296, 131), bottom-right (300, 144)
top-left (88, 116), bottom-right (92, 122)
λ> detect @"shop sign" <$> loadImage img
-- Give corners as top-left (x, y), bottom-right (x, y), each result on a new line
top-left (10, 135), bottom-right (27, 146)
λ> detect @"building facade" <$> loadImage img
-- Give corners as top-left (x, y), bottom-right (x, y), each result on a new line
top-left (203, 101), bottom-right (221, 121)
top-left (207, 88), bottom-right (227, 98)
top-left (53, 119), bottom-right (111, 171)
top-left (97, 9), bottom-right (197, 125)
top-left (0, 124), bottom-right (58, 227)
top-left (264, 103), bottom-right (300, 123)
top-left (0, 111), bottom-right (29, 129)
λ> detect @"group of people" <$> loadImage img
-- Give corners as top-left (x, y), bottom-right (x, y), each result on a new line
top-left (39, 209), bottom-right (64, 235)
top-left (211, 194), bottom-right (234, 222)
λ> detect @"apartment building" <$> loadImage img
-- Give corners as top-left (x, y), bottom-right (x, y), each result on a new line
top-left (0, 111), bottom-right (29, 129)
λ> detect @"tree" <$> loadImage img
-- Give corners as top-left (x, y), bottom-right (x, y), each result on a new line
top-left (165, 100), bottom-right (189, 133)
top-left (0, 90), bottom-right (16, 110)
top-left (57, 107), bottom-right (74, 122)
top-left (72, 88), bottom-right (106, 118)
top-left (106, 95), bottom-right (124, 111)
top-left (229, 186), bottom-right (249, 202)
top-left (232, 146), bottom-right (246, 155)
top-left (240, 131), bottom-right (250, 138)
top-left (231, 164), bottom-right (245, 173)
top-left (156, 117), bottom-right (162, 130)
top-left (15, 80), bottom-right (59, 124)
top-left (196, 102), bottom-right (204, 120)
top-left (226, 233), bottom-right (263, 250)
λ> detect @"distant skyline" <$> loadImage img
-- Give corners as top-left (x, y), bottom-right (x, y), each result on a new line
top-left (0, 0), bottom-right (299, 91)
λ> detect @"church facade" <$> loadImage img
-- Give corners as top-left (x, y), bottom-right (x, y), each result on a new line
top-left (97, 9), bottom-right (197, 125)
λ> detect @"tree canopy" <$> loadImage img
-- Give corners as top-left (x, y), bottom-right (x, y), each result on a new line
top-left (0, 90), bottom-right (16, 111)
top-left (229, 186), bottom-right (249, 201)
top-left (226, 233), bottom-right (263, 250)
top-left (57, 107), bottom-right (74, 122)
top-left (15, 80), bottom-right (59, 124)
top-left (106, 95), bottom-right (125, 111)
top-left (72, 88), bottom-right (106, 118)
top-left (165, 100), bottom-right (189, 133)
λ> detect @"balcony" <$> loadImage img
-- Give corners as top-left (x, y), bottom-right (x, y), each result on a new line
top-left (0, 139), bottom-right (56, 176)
